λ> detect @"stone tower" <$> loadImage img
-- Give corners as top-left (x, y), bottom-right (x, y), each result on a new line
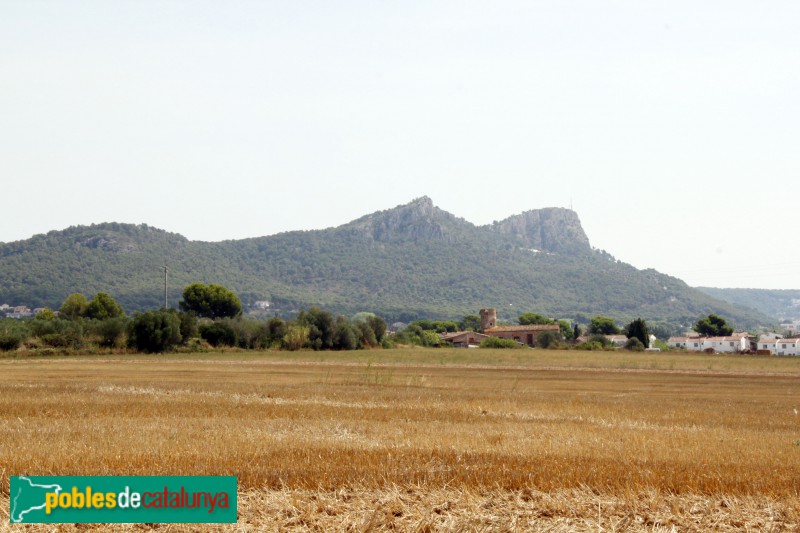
top-left (480, 308), bottom-right (497, 330)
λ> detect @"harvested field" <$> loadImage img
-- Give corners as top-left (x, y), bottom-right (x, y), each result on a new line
top-left (1, 349), bottom-right (800, 531)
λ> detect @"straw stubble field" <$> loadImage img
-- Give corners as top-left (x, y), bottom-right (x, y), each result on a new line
top-left (1, 349), bottom-right (800, 531)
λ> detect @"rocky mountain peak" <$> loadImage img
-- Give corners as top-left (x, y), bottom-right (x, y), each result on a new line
top-left (489, 208), bottom-right (592, 255)
top-left (343, 197), bottom-right (468, 243)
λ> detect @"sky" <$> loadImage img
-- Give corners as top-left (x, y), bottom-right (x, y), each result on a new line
top-left (1, 1), bottom-right (798, 289)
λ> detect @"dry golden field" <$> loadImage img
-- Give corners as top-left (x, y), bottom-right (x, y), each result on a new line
top-left (2, 348), bottom-right (800, 531)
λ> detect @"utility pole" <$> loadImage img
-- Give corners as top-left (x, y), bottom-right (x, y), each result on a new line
top-left (163, 259), bottom-right (169, 310)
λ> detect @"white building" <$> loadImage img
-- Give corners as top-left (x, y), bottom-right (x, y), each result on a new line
top-left (705, 336), bottom-right (749, 353)
top-left (668, 333), bottom-right (749, 353)
top-left (775, 339), bottom-right (800, 356)
top-left (668, 336), bottom-right (703, 350)
top-left (757, 339), bottom-right (779, 353)
top-left (780, 321), bottom-right (800, 334)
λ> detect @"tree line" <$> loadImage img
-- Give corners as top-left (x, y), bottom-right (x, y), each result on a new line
top-left (0, 281), bottom-right (738, 354)
top-left (0, 283), bottom-right (388, 354)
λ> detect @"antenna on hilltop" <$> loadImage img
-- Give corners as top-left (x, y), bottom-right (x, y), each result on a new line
top-left (570, 198), bottom-right (573, 210)
top-left (163, 259), bottom-right (169, 310)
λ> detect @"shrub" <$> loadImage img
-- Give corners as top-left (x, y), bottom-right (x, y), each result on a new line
top-left (28, 318), bottom-right (58, 338)
top-left (129, 310), bottom-right (182, 353)
top-left (265, 317), bottom-right (287, 348)
top-left (0, 332), bottom-right (24, 351)
top-left (355, 321), bottom-right (377, 348)
top-left (366, 315), bottom-right (387, 343)
top-left (480, 337), bottom-right (523, 349)
top-left (574, 341), bottom-right (605, 351)
top-left (177, 311), bottom-right (198, 344)
top-left (624, 337), bottom-right (645, 351)
top-left (35, 308), bottom-right (56, 320)
top-left (93, 318), bottom-right (129, 348)
top-left (36, 320), bottom-right (84, 349)
top-left (40, 333), bottom-right (81, 349)
top-left (221, 317), bottom-right (284, 350)
top-left (282, 324), bottom-right (309, 351)
top-left (536, 330), bottom-right (561, 349)
top-left (333, 320), bottom-right (359, 350)
top-left (394, 325), bottom-right (441, 347)
top-left (588, 334), bottom-right (613, 349)
top-left (199, 321), bottom-right (238, 347)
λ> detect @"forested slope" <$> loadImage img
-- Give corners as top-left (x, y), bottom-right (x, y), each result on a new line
top-left (0, 198), bottom-right (772, 328)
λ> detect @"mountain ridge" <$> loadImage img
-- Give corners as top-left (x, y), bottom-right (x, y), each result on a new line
top-left (0, 198), bottom-right (774, 329)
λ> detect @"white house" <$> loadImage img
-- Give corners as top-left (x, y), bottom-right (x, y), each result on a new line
top-left (668, 336), bottom-right (704, 350)
top-left (775, 339), bottom-right (800, 356)
top-left (758, 339), bottom-right (779, 354)
top-left (705, 336), bottom-right (749, 353)
top-left (668, 334), bottom-right (749, 353)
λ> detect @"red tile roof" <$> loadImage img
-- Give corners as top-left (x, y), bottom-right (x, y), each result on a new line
top-left (485, 325), bottom-right (560, 333)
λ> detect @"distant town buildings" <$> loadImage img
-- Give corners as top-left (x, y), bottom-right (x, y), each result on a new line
top-left (0, 304), bottom-right (50, 319)
top-left (780, 321), bottom-right (800, 334)
top-left (758, 338), bottom-right (800, 356)
top-left (3, 305), bottom-right (34, 319)
top-left (667, 333), bottom-right (752, 353)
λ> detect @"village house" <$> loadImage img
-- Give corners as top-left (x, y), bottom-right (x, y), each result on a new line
top-left (668, 333), bottom-right (751, 353)
top-left (668, 336), bottom-right (701, 350)
top-left (757, 338), bottom-right (779, 354)
top-left (480, 308), bottom-right (560, 346)
top-left (775, 338), bottom-right (800, 356)
top-left (438, 331), bottom-right (489, 348)
top-left (606, 334), bottom-right (628, 347)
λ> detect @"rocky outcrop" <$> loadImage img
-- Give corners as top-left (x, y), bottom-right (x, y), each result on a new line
top-left (488, 208), bottom-right (592, 255)
top-left (342, 196), bottom-right (470, 243)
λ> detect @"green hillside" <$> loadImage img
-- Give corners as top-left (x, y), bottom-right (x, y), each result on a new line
top-left (696, 287), bottom-right (800, 322)
top-left (0, 198), bottom-right (773, 329)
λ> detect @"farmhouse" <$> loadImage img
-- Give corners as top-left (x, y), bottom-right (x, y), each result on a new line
top-left (438, 331), bottom-right (489, 348)
top-left (479, 308), bottom-right (559, 347)
top-left (483, 324), bottom-right (560, 346)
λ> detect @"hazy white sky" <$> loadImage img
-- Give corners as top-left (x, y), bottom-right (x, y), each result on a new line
top-left (1, 1), bottom-right (798, 289)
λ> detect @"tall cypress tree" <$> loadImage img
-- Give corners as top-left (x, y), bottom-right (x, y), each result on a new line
top-left (626, 318), bottom-right (649, 348)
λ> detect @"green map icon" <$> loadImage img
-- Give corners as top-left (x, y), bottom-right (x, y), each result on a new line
top-left (10, 476), bottom-right (63, 523)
